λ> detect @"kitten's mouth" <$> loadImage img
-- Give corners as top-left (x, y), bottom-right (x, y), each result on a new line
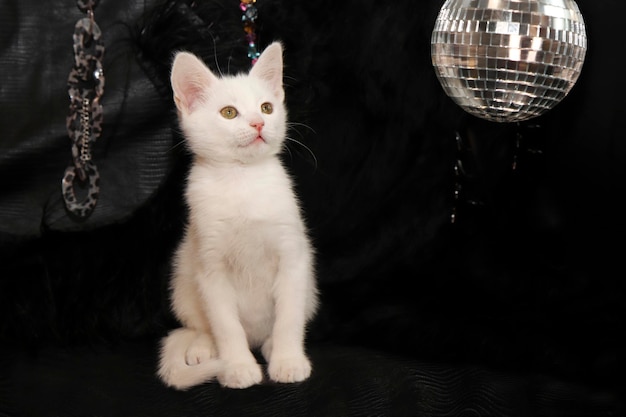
top-left (244, 136), bottom-right (266, 147)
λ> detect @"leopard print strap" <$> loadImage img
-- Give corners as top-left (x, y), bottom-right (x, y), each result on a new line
top-left (62, 0), bottom-right (104, 218)
top-left (62, 160), bottom-right (100, 218)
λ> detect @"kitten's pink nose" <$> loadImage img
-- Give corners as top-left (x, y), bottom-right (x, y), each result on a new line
top-left (250, 120), bottom-right (264, 132)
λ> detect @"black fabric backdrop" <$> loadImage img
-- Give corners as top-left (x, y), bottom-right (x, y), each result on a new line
top-left (1, 0), bottom-right (625, 416)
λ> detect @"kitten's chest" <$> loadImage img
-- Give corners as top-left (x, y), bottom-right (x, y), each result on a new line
top-left (189, 162), bottom-right (298, 221)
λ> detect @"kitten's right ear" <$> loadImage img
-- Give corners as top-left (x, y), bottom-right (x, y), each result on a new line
top-left (170, 52), bottom-right (216, 114)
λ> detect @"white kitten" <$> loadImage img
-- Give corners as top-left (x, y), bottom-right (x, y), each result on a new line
top-left (157, 42), bottom-right (318, 390)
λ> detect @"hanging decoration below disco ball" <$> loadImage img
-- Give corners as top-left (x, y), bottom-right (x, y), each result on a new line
top-left (431, 0), bottom-right (587, 123)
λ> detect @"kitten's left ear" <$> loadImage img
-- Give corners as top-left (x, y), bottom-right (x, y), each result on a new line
top-left (250, 42), bottom-right (284, 102)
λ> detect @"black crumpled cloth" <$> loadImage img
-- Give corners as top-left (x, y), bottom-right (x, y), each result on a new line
top-left (0, 0), bottom-right (175, 239)
top-left (1, 341), bottom-right (623, 417)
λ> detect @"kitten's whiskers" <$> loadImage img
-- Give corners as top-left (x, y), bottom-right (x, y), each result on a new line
top-left (207, 30), bottom-right (224, 77)
top-left (284, 122), bottom-right (318, 170)
top-left (288, 121), bottom-right (316, 134)
top-left (168, 138), bottom-right (187, 153)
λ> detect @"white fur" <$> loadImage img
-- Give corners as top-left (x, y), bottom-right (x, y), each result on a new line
top-left (157, 42), bottom-right (318, 390)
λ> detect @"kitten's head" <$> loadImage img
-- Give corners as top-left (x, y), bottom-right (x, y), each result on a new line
top-left (170, 42), bottom-right (287, 165)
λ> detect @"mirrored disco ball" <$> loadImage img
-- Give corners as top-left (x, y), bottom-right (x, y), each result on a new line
top-left (431, 0), bottom-right (587, 123)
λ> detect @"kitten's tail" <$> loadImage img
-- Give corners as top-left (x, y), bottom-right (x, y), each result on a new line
top-left (157, 327), bottom-right (223, 390)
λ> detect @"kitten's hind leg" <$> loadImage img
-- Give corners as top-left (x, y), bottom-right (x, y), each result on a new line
top-left (261, 338), bottom-right (273, 363)
top-left (157, 327), bottom-right (223, 390)
top-left (185, 330), bottom-right (217, 365)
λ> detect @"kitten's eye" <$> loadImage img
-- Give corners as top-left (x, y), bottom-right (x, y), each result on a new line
top-left (220, 106), bottom-right (238, 119)
top-left (260, 102), bottom-right (273, 114)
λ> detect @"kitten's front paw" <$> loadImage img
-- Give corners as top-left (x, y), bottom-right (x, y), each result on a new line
top-left (268, 354), bottom-right (312, 384)
top-left (218, 362), bottom-right (263, 389)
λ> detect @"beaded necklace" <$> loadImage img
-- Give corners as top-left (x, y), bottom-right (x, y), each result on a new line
top-left (240, 0), bottom-right (260, 65)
